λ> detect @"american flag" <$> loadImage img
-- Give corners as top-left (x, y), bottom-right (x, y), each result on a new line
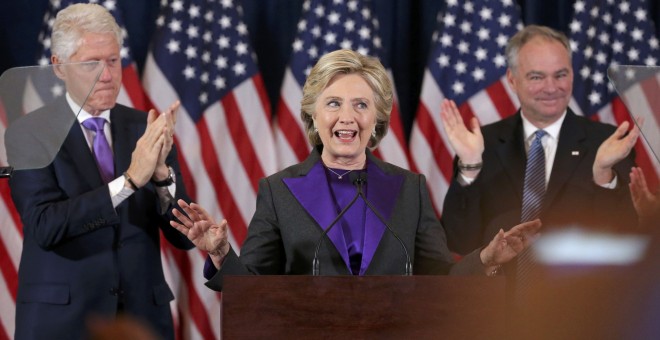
top-left (568, 0), bottom-right (660, 189)
top-left (142, 0), bottom-right (277, 338)
top-left (0, 0), bottom-right (148, 338)
top-left (0, 103), bottom-right (19, 340)
top-left (275, 0), bottom-right (410, 170)
top-left (409, 0), bottom-right (523, 213)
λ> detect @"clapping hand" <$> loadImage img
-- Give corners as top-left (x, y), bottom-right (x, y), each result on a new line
top-left (480, 219), bottom-right (542, 271)
top-left (152, 100), bottom-right (181, 182)
top-left (439, 99), bottom-right (484, 176)
top-left (593, 120), bottom-right (639, 185)
top-left (125, 109), bottom-right (168, 187)
top-left (629, 167), bottom-right (660, 230)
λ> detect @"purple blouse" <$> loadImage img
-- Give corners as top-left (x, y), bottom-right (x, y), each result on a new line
top-left (325, 167), bottom-right (368, 275)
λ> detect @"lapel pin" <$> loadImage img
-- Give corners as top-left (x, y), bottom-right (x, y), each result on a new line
top-left (571, 151), bottom-right (580, 156)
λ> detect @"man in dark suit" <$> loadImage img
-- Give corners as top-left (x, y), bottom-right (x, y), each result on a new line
top-left (439, 25), bottom-right (639, 255)
top-left (5, 4), bottom-right (193, 339)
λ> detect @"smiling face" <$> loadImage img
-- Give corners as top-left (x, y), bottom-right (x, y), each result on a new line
top-left (507, 36), bottom-right (573, 128)
top-left (53, 32), bottom-right (122, 116)
top-left (315, 73), bottom-right (377, 168)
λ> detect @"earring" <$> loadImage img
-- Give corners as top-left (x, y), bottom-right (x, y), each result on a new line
top-left (314, 127), bottom-right (318, 133)
top-left (371, 129), bottom-right (377, 138)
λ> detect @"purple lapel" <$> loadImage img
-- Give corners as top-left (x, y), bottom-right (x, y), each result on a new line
top-left (359, 161), bottom-right (404, 275)
top-left (283, 162), bottom-right (351, 270)
top-left (283, 158), bottom-right (404, 275)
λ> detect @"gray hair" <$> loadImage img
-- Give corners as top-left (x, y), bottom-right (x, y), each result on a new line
top-left (300, 49), bottom-right (393, 149)
top-left (51, 3), bottom-right (123, 61)
top-left (505, 25), bottom-right (571, 74)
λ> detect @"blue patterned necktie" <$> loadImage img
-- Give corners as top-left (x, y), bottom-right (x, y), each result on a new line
top-left (516, 129), bottom-right (547, 302)
top-left (521, 130), bottom-right (547, 222)
top-left (82, 117), bottom-right (114, 183)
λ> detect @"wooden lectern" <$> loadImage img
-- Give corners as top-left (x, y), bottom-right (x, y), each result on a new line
top-left (222, 275), bottom-right (506, 339)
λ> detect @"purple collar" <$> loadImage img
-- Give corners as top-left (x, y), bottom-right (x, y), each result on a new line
top-left (283, 159), bottom-right (404, 274)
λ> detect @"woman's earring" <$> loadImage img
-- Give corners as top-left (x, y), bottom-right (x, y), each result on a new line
top-left (314, 127), bottom-right (318, 133)
top-left (371, 129), bottom-right (377, 138)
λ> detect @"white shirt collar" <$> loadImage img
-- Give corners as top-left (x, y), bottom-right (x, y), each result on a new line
top-left (66, 92), bottom-right (111, 124)
top-left (521, 110), bottom-right (566, 143)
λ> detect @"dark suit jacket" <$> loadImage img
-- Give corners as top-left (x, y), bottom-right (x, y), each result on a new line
top-left (442, 109), bottom-right (637, 255)
top-left (205, 147), bottom-right (487, 291)
top-left (6, 99), bottom-right (193, 340)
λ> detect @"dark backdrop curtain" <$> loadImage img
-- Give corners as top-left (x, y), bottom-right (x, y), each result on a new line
top-left (1, 0), bottom-right (658, 139)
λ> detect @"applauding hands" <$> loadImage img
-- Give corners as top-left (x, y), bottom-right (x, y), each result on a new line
top-left (479, 219), bottom-right (543, 273)
top-left (440, 99), bottom-right (484, 178)
top-left (125, 101), bottom-right (180, 188)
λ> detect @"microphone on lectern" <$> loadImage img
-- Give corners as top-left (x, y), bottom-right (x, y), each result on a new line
top-left (311, 173), bottom-right (362, 276)
top-left (353, 172), bottom-right (413, 276)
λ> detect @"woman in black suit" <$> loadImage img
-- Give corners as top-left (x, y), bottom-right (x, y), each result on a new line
top-left (171, 49), bottom-right (541, 291)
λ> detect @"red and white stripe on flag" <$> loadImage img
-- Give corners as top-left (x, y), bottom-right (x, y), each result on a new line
top-left (275, 0), bottom-right (409, 170)
top-left (0, 98), bottom-right (21, 340)
top-left (275, 68), bottom-right (311, 169)
top-left (410, 0), bottom-right (523, 213)
top-left (142, 0), bottom-right (277, 338)
top-left (0, 175), bottom-right (20, 340)
top-left (613, 70), bottom-right (660, 189)
top-left (372, 71), bottom-right (410, 169)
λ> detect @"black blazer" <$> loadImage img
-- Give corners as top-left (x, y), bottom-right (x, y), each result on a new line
top-left (6, 99), bottom-right (193, 340)
top-left (206, 147), bottom-right (486, 291)
top-left (442, 109), bottom-right (637, 255)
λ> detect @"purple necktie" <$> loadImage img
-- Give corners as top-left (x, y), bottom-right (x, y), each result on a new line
top-left (82, 117), bottom-right (114, 183)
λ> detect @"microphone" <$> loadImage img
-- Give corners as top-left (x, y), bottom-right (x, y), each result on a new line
top-left (352, 172), bottom-right (413, 276)
top-left (311, 174), bottom-right (362, 276)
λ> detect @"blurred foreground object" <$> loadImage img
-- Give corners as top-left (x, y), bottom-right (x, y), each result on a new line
top-left (88, 315), bottom-right (158, 340)
top-left (512, 228), bottom-right (657, 339)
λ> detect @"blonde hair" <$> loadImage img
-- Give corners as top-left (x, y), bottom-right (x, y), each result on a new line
top-left (300, 49), bottom-right (393, 149)
top-left (51, 3), bottom-right (123, 61)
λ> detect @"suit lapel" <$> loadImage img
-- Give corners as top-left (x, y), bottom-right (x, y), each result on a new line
top-left (59, 104), bottom-right (141, 189)
top-left (283, 150), bottom-right (404, 275)
top-left (283, 158), bottom-right (351, 268)
top-left (57, 100), bottom-right (104, 188)
top-left (360, 158), bottom-right (403, 275)
top-left (494, 114), bottom-right (527, 202)
top-left (110, 106), bottom-right (140, 175)
top-left (544, 111), bottom-right (587, 209)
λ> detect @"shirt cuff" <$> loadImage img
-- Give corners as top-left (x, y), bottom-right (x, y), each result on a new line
top-left (458, 172), bottom-right (476, 186)
top-left (109, 176), bottom-right (134, 208)
top-left (598, 174), bottom-right (618, 189)
top-left (204, 256), bottom-right (219, 280)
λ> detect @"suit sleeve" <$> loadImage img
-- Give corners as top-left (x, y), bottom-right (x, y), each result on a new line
top-left (441, 158), bottom-right (487, 255)
top-left (9, 166), bottom-right (120, 250)
top-left (204, 248), bottom-right (251, 291)
top-left (413, 174), bottom-right (454, 274)
top-left (158, 143), bottom-right (195, 250)
top-left (413, 174), bottom-right (485, 275)
top-left (570, 123), bottom-right (638, 232)
top-left (591, 147), bottom-right (638, 231)
top-left (204, 177), bottom-right (286, 291)
top-left (237, 177), bottom-right (286, 274)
